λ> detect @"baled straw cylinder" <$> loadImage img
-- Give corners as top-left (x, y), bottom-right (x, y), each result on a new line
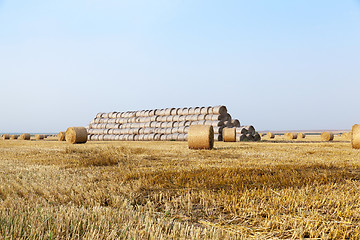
top-left (188, 125), bottom-right (214, 150)
top-left (321, 132), bottom-right (334, 141)
top-left (10, 135), bottom-right (19, 140)
top-left (352, 125), bottom-right (360, 149)
top-left (244, 125), bottom-right (255, 135)
top-left (210, 105), bottom-right (227, 115)
top-left (231, 119), bottom-right (240, 128)
top-left (65, 127), bottom-right (88, 144)
top-left (267, 132), bottom-right (275, 139)
top-left (285, 133), bottom-right (297, 140)
top-left (2, 134), bottom-right (10, 140)
top-left (19, 133), bottom-right (31, 140)
top-left (254, 133), bottom-right (261, 141)
top-left (298, 132), bottom-right (306, 139)
top-left (236, 134), bottom-right (247, 142)
top-left (222, 128), bottom-right (236, 142)
top-left (35, 134), bottom-right (45, 140)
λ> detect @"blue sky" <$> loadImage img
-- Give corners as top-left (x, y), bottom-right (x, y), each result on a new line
top-left (1, 0), bottom-right (359, 132)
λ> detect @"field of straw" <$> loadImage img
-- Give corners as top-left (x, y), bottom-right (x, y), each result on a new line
top-left (1, 135), bottom-right (360, 239)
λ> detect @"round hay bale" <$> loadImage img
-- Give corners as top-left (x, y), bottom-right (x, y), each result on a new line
top-left (164, 108), bottom-right (174, 115)
top-left (244, 125), bottom-right (255, 135)
top-left (166, 122), bottom-right (174, 128)
top-left (200, 107), bottom-right (209, 115)
top-left (321, 132), bottom-right (334, 141)
top-left (160, 134), bottom-right (167, 141)
top-left (10, 135), bottom-right (19, 140)
top-left (197, 114), bottom-right (206, 121)
top-left (194, 107), bottom-right (201, 115)
top-left (205, 120), bottom-right (224, 127)
top-left (166, 115), bottom-right (174, 122)
top-left (173, 115), bottom-right (181, 122)
top-left (214, 134), bottom-right (222, 141)
top-left (171, 127), bottom-right (179, 134)
top-left (19, 133), bottom-right (30, 140)
top-left (149, 121), bottom-right (157, 128)
top-left (179, 115), bottom-right (186, 121)
top-left (246, 134), bottom-right (254, 141)
top-left (188, 125), bottom-right (214, 150)
top-left (285, 133), bottom-right (297, 140)
top-left (298, 132), bottom-right (306, 139)
top-left (159, 109), bottom-right (166, 116)
top-left (212, 126), bottom-right (224, 134)
top-left (236, 134), bottom-right (247, 142)
top-left (155, 122), bottom-right (162, 128)
top-left (179, 108), bottom-right (189, 115)
top-left (211, 106), bottom-right (227, 115)
top-left (2, 134), bottom-right (10, 140)
top-left (188, 108), bottom-right (195, 115)
top-left (149, 110), bottom-right (155, 117)
top-left (254, 133), bottom-right (261, 141)
top-left (236, 127), bottom-right (248, 135)
top-left (231, 119), bottom-right (240, 128)
top-left (222, 128), bottom-right (236, 142)
top-left (170, 108), bottom-right (179, 115)
top-left (65, 127), bottom-right (88, 144)
top-left (267, 132), bottom-right (275, 139)
top-left (58, 132), bottom-right (66, 141)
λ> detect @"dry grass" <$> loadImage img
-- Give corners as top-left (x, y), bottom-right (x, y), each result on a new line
top-left (1, 136), bottom-right (360, 239)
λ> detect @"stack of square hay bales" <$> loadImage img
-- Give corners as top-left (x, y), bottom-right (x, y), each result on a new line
top-left (87, 106), bottom-right (260, 142)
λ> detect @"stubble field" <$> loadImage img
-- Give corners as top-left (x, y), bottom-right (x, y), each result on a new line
top-left (1, 135), bottom-right (360, 239)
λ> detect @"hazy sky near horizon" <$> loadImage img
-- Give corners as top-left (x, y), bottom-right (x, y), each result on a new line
top-left (1, 0), bottom-right (360, 132)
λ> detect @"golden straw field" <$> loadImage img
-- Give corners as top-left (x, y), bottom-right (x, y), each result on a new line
top-left (1, 135), bottom-right (360, 239)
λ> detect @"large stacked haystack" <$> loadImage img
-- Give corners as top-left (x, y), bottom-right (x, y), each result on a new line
top-left (87, 105), bottom-right (260, 142)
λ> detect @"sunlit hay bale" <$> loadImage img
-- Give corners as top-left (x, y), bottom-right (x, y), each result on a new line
top-left (285, 132), bottom-right (298, 140)
top-left (188, 125), bottom-right (214, 150)
top-left (35, 134), bottom-right (45, 140)
top-left (254, 133), bottom-right (261, 141)
top-left (10, 135), bottom-right (19, 140)
top-left (222, 127), bottom-right (236, 142)
top-left (19, 133), bottom-right (31, 140)
top-left (321, 132), bottom-right (334, 141)
top-left (58, 132), bottom-right (66, 141)
top-left (352, 125), bottom-right (360, 149)
top-left (267, 132), bottom-right (275, 139)
top-left (298, 132), bottom-right (306, 139)
top-left (2, 134), bottom-right (10, 140)
top-left (65, 127), bottom-right (88, 144)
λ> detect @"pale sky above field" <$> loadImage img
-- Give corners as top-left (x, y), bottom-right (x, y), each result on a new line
top-left (1, 0), bottom-right (360, 132)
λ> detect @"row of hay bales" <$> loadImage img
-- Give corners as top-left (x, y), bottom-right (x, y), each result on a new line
top-left (1, 133), bottom-right (44, 140)
top-left (86, 105), bottom-right (260, 142)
